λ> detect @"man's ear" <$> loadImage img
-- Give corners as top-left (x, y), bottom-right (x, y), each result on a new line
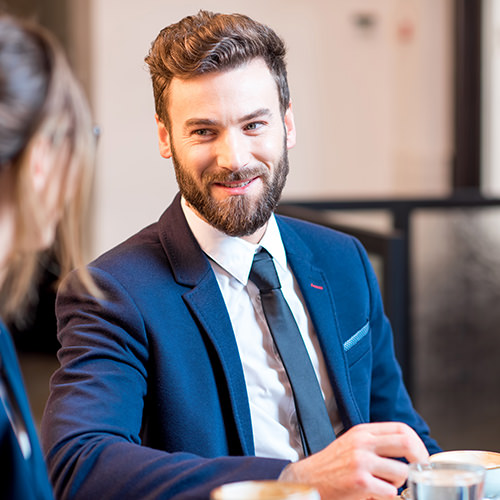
top-left (155, 114), bottom-right (172, 159)
top-left (284, 103), bottom-right (296, 150)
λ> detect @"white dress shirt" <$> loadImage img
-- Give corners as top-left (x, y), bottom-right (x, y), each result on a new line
top-left (181, 198), bottom-right (343, 461)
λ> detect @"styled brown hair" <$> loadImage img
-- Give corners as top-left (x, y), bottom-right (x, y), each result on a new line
top-left (0, 15), bottom-right (98, 322)
top-left (144, 10), bottom-right (290, 126)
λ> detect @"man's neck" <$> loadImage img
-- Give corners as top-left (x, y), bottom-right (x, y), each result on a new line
top-left (239, 223), bottom-right (268, 245)
top-left (184, 199), bottom-right (269, 245)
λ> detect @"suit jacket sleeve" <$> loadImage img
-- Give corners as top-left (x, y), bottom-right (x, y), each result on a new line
top-left (41, 267), bottom-right (288, 500)
top-left (350, 237), bottom-right (440, 454)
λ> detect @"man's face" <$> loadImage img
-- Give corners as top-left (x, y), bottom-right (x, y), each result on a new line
top-left (156, 58), bottom-right (296, 239)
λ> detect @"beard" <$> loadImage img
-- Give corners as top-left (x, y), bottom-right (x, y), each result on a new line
top-left (171, 141), bottom-right (289, 237)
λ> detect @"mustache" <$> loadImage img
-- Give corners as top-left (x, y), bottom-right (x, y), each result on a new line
top-left (203, 166), bottom-right (269, 184)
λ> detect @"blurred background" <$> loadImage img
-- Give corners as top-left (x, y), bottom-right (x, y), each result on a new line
top-left (4, 0), bottom-right (500, 453)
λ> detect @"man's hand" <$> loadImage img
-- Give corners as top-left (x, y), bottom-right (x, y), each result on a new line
top-left (279, 422), bottom-right (428, 500)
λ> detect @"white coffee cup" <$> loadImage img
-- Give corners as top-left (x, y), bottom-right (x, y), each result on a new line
top-left (430, 450), bottom-right (500, 499)
top-left (210, 480), bottom-right (320, 500)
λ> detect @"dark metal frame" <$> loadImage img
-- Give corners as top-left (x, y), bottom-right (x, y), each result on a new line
top-left (453, 0), bottom-right (483, 189)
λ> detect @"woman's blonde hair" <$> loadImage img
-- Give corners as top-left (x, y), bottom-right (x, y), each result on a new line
top-left (0, 15), bottom-right (99, 322)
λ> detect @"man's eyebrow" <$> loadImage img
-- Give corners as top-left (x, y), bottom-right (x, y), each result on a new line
top-left (240, 108), bottom-right (273, 122)
top-left (184, 118), bottom-right (217, 129)
top-left (183, 108), bottom-right (273, 130)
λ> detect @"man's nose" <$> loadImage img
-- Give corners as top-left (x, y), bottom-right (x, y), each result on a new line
top-left (215, 131), bottom-right (250, 170)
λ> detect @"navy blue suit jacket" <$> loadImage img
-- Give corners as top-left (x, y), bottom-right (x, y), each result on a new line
top-left (0, 319), bottom-right (54, 499)
top-left (41, 194), bottom-right (439, 499)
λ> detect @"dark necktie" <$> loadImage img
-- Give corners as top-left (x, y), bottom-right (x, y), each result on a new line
top-left (249, 248), bottom-right (335, 455)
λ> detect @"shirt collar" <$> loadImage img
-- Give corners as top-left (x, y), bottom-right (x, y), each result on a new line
top-left (181, 197), bottom-right (287, 285)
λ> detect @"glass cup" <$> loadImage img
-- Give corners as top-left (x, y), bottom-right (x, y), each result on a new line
top-left (408, 462), bottom-right (486, 500)
top-left (430, 450), bottom-right (500, 499)
top-left (210, 480), bottom-right (320, 500)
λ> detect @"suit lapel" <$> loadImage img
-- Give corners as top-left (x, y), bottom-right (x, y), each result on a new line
top-left (157, 197), bottom-right (364, 450)
top-left (183, 277), bottom-right (254, 455)
top-left (158, 195), bottom-right (254, 455)
top-left (277, 218), bottom-right (363, 428)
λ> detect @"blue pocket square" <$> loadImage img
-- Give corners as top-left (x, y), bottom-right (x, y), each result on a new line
top-left (343, 321), bottom-right (370, 352)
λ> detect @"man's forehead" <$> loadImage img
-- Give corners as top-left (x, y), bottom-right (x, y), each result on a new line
top-left (167, 59), bottom-right (281, 121)
top-left (171, 57), bottom-right (271, 85)
top-left (169, 59), bottom-right (276, 97)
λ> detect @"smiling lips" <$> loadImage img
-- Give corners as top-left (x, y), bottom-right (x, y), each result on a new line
top-left (213, 176), bottom-right (259, 193)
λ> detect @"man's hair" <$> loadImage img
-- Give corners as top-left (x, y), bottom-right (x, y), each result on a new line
top-left (144, 10), bottom-right (290, 126)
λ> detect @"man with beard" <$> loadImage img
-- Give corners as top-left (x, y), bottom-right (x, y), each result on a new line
top-left (41, 10), bottom-right (440, 500)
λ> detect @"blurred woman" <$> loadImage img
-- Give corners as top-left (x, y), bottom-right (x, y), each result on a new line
top-left (0, 14), bottom-right (97, 499)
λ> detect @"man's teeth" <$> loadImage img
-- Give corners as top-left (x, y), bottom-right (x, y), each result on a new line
top-left (220, 180), bottom-right (251, 188)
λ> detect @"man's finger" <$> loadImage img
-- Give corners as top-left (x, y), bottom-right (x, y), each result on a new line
top-left (370, 455), bottom-right (409, 488)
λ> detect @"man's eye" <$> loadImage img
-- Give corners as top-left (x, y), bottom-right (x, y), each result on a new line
top-left (193, 129), bottom-right (211, 136)
top-left (245, 122), bottom-right (264, 131)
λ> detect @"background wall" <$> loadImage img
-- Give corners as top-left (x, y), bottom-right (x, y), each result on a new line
top-left (483, 0), bottom-right (500, 195)
top-left (69, 0), bottom-right (454, 258)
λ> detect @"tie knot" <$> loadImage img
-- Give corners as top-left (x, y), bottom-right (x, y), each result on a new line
top-left (249, 249), bottom-right (281, 292)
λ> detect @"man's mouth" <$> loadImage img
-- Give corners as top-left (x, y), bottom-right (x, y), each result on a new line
top-left (215, 179), bottom-right (254, 188)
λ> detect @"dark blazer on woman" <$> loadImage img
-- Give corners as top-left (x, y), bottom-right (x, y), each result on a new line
top-left (0, 319), bottom-right (54, 499)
